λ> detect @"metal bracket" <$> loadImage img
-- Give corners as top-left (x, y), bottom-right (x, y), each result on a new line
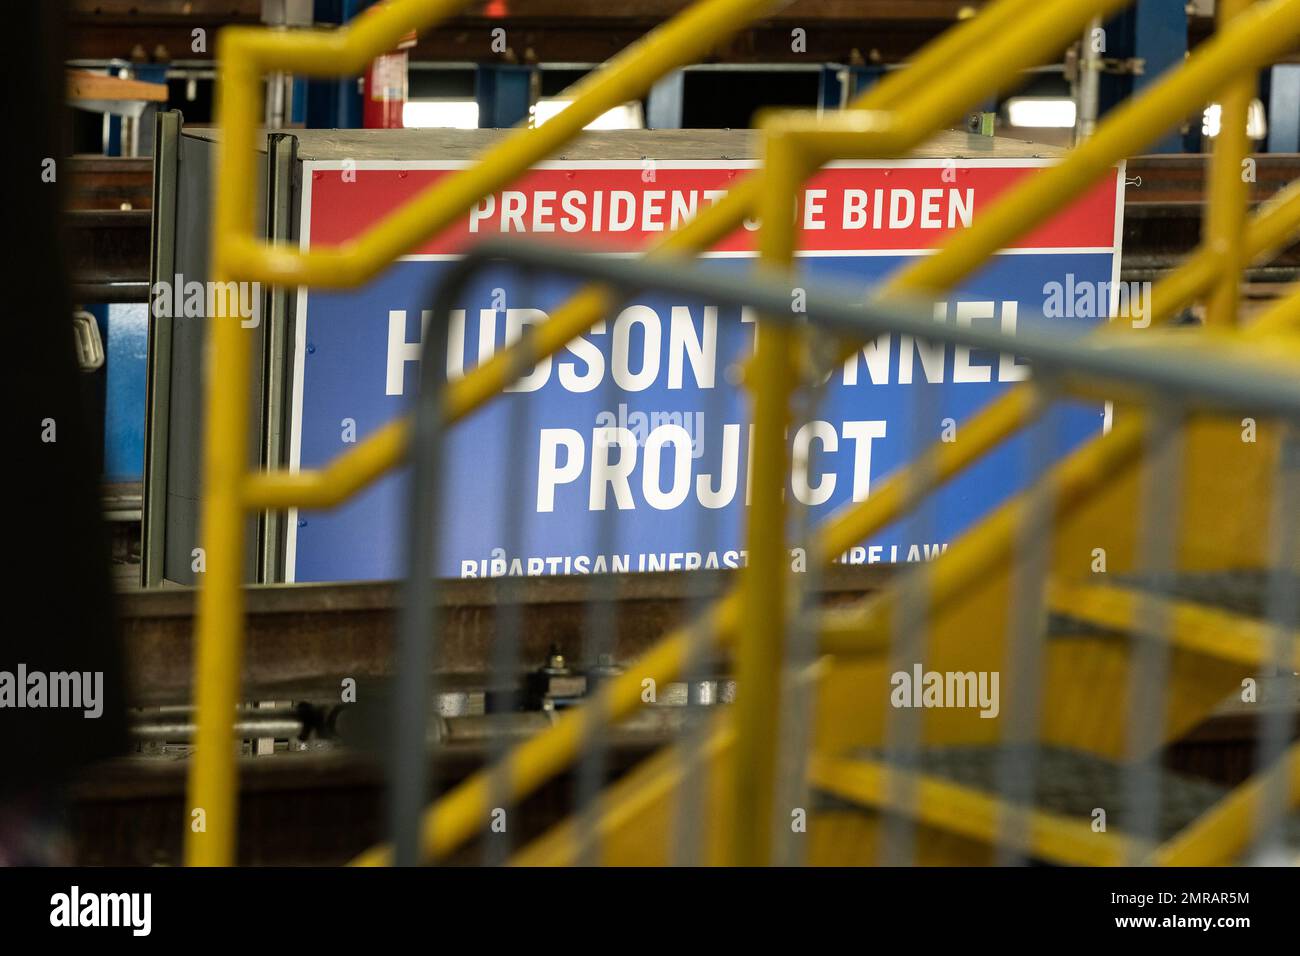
top-left (71, 309), bottom-right (105, 372)
top-left (1100, 57), bottom-right (1146, 76)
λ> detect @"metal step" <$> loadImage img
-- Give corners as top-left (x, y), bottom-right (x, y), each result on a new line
top-left (817, 744), bottom-right (1300, 852)
top-left (1047, 570), bottom-right (1299, 641)
top-left (1111, 570), bottom-right (1293, 620)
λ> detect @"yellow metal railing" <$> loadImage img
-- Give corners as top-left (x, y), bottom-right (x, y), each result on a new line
top-left (366, 0), bottom-right (1300, 867)
top-left (243, 0), bottom-right (1126, 512)
top-left (188, 0), bottom-right (788, 866)
top-left (192, 0), bottom-right (1300, 867)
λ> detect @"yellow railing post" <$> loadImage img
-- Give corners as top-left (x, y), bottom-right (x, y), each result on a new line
top-left (185, 49), bottom-right (262, 867)
top-left (1204, 0), bottom-right (1255, 328)
top-left (187, 0), bottom-right (482, 870)
top-left (731, 129), bottom-right (805, 866)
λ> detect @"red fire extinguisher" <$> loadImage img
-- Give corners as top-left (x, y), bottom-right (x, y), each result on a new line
top-left (362, 25), bottom-right (417, 129)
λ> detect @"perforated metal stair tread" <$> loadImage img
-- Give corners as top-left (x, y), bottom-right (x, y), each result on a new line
top-left (815, 745), bottom-right (1300, 848)
top-left (1046, 570), bottom-right (1299, 641)
top-left (1110, 571), bottom-right (1292, 620)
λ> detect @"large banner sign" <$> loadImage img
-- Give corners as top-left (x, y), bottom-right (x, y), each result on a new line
top-left (290, 159), bottom-right (1125, 582)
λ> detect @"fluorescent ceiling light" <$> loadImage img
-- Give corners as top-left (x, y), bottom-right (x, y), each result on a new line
top-left (531, 99), bottom-right (645, 130)
top-left (401, 98), bottom-right (643, 130)
top-left (1005, 97), bottom-right (1077, 129)
top-left (1202, 99), bottom-right (1268, 140)
top-left (402, 99), bottom-right (480, 129)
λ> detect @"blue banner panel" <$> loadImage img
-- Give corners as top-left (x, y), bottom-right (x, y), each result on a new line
top-left (288, 160), bottom-right (1125, 582)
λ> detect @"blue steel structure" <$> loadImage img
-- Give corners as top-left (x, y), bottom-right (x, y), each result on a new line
top-left (817, 64), bottom-right (885, 112)
top-left (100, 62), bottom-right (166, 483)
top-left (104, 304), bottom-right (149, 483)
top-left (304, 0), bottom-right (369, 129)
top-left (476, 64), bottom-right (537, 128)
top-left (1097, 0), bottom-right (1192, 152)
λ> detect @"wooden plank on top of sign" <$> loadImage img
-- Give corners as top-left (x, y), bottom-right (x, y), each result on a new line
top-left (182, 127), bottom-right (1066, 163)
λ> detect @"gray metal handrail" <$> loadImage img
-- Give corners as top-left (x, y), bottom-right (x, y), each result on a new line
top-left (391, 236), bottom-right (1299, 866)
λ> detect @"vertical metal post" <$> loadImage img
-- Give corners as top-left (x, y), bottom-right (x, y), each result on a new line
top-left (877, 335), bottom-right (941, 867)
top-left (995, 382), bottom-right (1058, 864)
top-left (258, 132), bottom-right (299, 584)
top-left (184, 57), bottom-right (262, 868)
top-left (483, 269), bottom-right (539, 867)
top-left (389, 266), bottom-right (463, 867)
top-left (1204, 0), bottom-right (1254, 328)
top-left (261, 0), bottom-right (312, 128)
top-left (1253, 424), bottom-right (1300, 860)
top-left (1266, 64), bottom-right (1300, 152)
top-left (818, 66), bottom-right (849, 112)
top-left (771, 347), bottom-right (829, 867)
top-left (1124, 402), bottom-right (1183, 864)
top-left (647, 70), bottom-right (687, 129)
top-left (573, 294), bottom-right (625, 867)
top-left (476, 64), bottom-right (537, 129)
top-left (142, 110), bottom-right (181, 588)
top-left (1075, 17), bottom-right (1103, 143)
top-left (672, 330), bottom-right (731, 866)
top-left (732, 132), bottom-right (801, 865)
top-left (820, 65), bottom-right (887, 112)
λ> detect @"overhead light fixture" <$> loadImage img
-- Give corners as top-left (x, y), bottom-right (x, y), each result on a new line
top-left (531, 99), bottom-right (645, 130)
top-left (1201, 99), bottom-right (1268, 140)
top-left (401, 98), bottom-right (644, 130)
top-left (1005, 97), bottom-right (1077, 129)
top-left (402, 99), bottom-right (480, 129)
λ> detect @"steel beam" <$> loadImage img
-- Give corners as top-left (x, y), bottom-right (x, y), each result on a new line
top-left (67, 209), bottom-right (151, 302)
top-left (117, 567), bottom-right (889, 705)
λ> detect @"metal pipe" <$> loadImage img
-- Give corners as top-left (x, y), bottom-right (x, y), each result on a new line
top-left (1074, 17), bottom-right (1103, 143)
top-left (730, 131), bottom-right (802, 866)
top-left (351, 232), bottom-right (1300, 869)
top-left (184, 55), bottom-right (263, 869)
top-left (431, 239), bottom-right (1300, 421)
top-left (1203, 0), bottom-right (1254, 328)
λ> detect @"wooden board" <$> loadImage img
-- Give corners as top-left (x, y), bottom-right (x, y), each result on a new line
top-left (67, 70), bottom-right (168, 103)
top-left (183, 126), bottom-right (1065, 162)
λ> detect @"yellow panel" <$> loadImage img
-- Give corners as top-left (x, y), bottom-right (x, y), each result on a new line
top-left (513, 717), bottom-right (735, 867)
top-left (1177, 417), bottom-right (1279, 570)
top-left (1039, 635), bottom-right (1247, 759)
top-left (807, 810), bottom-right (995, 866)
